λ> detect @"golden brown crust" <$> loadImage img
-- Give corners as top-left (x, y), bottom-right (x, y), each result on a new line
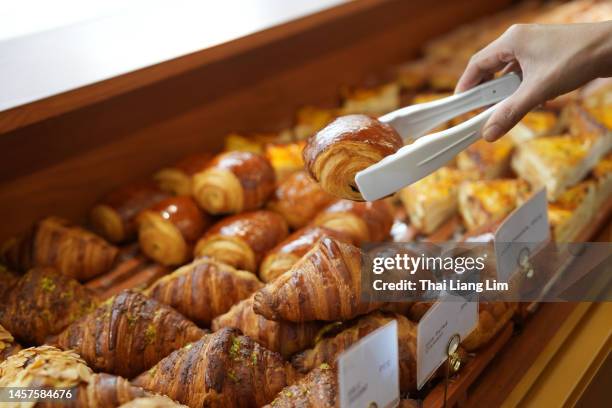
top-left (1, 217), bottom-right (119, 281)
top-left (212, 295), bottom-right (322, 358)
top-left (138, 196), bottom-right (210, 266)
top-left (145, 257), bottom-right (263, 326)
top-left (53, 290), bottom-right (206, 378)
top-left (0, 324), bottom-right (21, 362)
top-left (313, 200), bottom-right (394, 244)
top-left (457, 138), bottom-right (514, 179)
top-left (253, 238), bottom-right (382, 322)
top-left (192, 151), bottom-right (276, 214)
top-left (0, 267), bottom-right (98, 345)
top-left (264, 365), bottom-right (337, 408)
top-left (462, 302), bottom-right (517, 351)
top-left (194, 211), bottom-right (289, 273)
top-left (267, 171), bottom-right (336, 229)
top-left (0, 267), bottom-right (19, 301)
top-left (91, 182), bottom-right (170, 243)
top-left (118, 396), bottom-right (188, 408)
top-left (133, 328), bottom-right (298, 408)
top-left (303, 114), bottom-right (403, 201)
top-left (154, 153), bottom-right (213, 196)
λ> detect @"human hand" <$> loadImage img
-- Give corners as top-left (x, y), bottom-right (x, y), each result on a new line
top-left (456, 21), bottom-right (612, 141)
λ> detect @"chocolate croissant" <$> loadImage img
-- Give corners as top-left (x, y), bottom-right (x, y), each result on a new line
top-left (137, 196), bottom-right (210, 266)
top-left (313, 199), bottom-right (394, 244)
top-left (1, 217), bottom-right (119, 281)
top-left (53, 290), bottom-right (206, 378)
top-left (266, 171), bottom-right (336, 229)
top-left (264, 365), bottom-right (337, 408)
top-left (303, 114), bottom-right (403, 201)
top-left (133, 328), bottom-right (299, 408)
top-left (0, 267), bottom-right (98, 345)
top-left (194, 210), bottom-right (288, 273)
top-left (154, 153), bottom-right (213, 196)
top-left (292, 312), bottom-right (419, 393)
top-left (145, 257), bottom-right (263, 326)
top-left (212, 295), bottom-right (322, 358)
top-left (259, 226), bottom-right (353, 283)
top-left (192, 151), bottom-right (276, 214)
top-left (0, 325), bottom-right (21, 362)
top-left (253, 237), bottom-right (382, 322)
top-left (90, 182), bottom-right (170, 243)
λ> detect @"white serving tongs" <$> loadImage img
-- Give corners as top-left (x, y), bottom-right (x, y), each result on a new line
top-left (355, 72), bottom-right (522, 201)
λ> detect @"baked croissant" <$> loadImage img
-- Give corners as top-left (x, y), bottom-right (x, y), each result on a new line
top-left (133, 328), bottom-right (299, 408)
top-left (303, 114), bottom-right (403, 201)
top-left (118, 396), bottom-right (188, 408)
top-left (292, 312), bottom-right (419, 393)
top-left (0, 267), bottom-right (98, 345)
top-left (1, 216), bottom-right (119, 281)
top-left (212, 295), bottom-right (322, 358)
top-left (192, 151), bottom-right (276, 214)
top-left (53, 290), bottom-right (206, 378)
top-left (154, 153), bottom-right (213, 196)
top-left (194, 210), bottom-right (288, 273)
top-left (266, 171), bottom-right (336, 229)
top-left (259, 226), bottom-right (353, 283)
top-left (0, 324), bottom-right (21, 362)
top-left (253, 237), bottom-right (382, 322)
top-left (90, 182), bottom-right (170, 243)
top-left (462, 302), bottom-right (517, 351)
top-left (137, 196), bottom-right (210, 266)
top-left (313, 199), bottom-right (394, 244)
top-left (145, 257), bottom-right (263, 326)
top-left (0, 346), bottom-right (156, 408)
top-left (263, 365), bottom-right (337, 408)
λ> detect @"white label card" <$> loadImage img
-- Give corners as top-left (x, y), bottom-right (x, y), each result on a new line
top-left (338, 320), bottom-right (399, 408)
top-left (416, 295), bottom-right (478, 390)
top-left (494, 188), bottom-right (550, 282)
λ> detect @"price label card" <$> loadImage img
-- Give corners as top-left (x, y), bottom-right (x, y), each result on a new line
top-left (338, 320), bottom-right (399, 408)
top-left (417, 295), bottom-right (478, 390)
top-left (494, 188), bottom-right (550, 282)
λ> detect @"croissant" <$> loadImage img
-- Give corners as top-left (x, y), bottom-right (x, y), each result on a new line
top-left (133, 328), bottom-right (299, 408)
top-left (253, 237), bottom-right (382, 322)
top-left (313, 199), bottom-right (394, 244)
top-left (1, 216), bottom-right (119, 281)
top-left (118, 396), bottom-right (188, 408)
top-left (194, 210), bottom-right (288, 273)
top-left (212, 295), bottom-right (322, 358)
top-left (0, 267), bottom-right (98, 345)
top-left (266, 171), bottom-right (335, 229)
top-left (292, 312), bottom-right (419, 393)
top-left (264, 365), bottom-right (337, 408)
top-left (0, 346), bottom-right (157, 408)
top-left (259, 226), bottom-right (353, 283)
top-left (303, 114), bottom-right (403, 201)
top-left (137, 196), bottom-right (211, 266)
top-left (0, 267), bottom-right (18, 300)
top-left (90, 182), bottom-right (170, 243)
top-left (192, 151), bottom-right (276, 214)
top-left (154, 153), bottom-right (213, 196)
top-left (0, 324), bottom-right (21, 362)
top-left (145, 257), bottom-right (263, 326)
top-left (53, 290), bottom-right (206, 378)
top-left (462, 302), bottom-right (517, 351)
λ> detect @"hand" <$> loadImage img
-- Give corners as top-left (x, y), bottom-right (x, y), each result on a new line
top-left (456, 22), bottom-right (612, 141)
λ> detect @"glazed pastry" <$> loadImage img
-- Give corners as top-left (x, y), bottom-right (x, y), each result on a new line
top-left (154, 153), bottom-right (213, 196)
top-left (313, 199), bottom-right (394, 244)
top-left (137, 196), bottom-right (210, 266)
top-left (212, 295), bottom-right (322, 358)
top-left (90, 182), bottom-right (170, 243)
top-left (192, 151), bottom-right (276, 214)
top-left (145, 257), bottom-right (263, 326)
top-left (264, 365), bottom-right (337, 408)
top-left (507, 111), bottom-right (558, 143)
top-left (303, 114), bottom-right (403, 201)
top-left (267, 171), bottom-right (335, 229)
top-left (133, 328), bottom-right (298, 408)
top-left (0, 325), bottom-right (21, 362)
top-left (458, 179), bottom-right (531, 231)
top-left (462, 302), bottom-right (517, 351)
top-left (292, 312), bottom-right (419, 393)
top-left (1, 216), bottom-right (118, 281)
top-left (398, 167), bottom-right (465, 234)
top-left (591, 152), bottom-right (612, 209)
top-left (340, 83), bottom-right (400, 116)
top-left (194, 210), bottom-right (288, 273)
top-left (547, 181), bottom-right (596, 242)
top-left (253, 238), bottom-right (383, 322)
top-left (0, 267), bottom-right (98, 345)
top-left (53, 290), bottom-right (206, 378)
top-left (265, 142), bottom-right (306, 182)
top-left (259, 226), bottom-right (353, 283)
top-left (562, 103), bottom-right (610, 139)
top-left (457, 138), bottom-right (514, 179)
top-left (294, 106), bottom-right (338, 140)
top-left (581, 82), bottom-right (612, 129)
